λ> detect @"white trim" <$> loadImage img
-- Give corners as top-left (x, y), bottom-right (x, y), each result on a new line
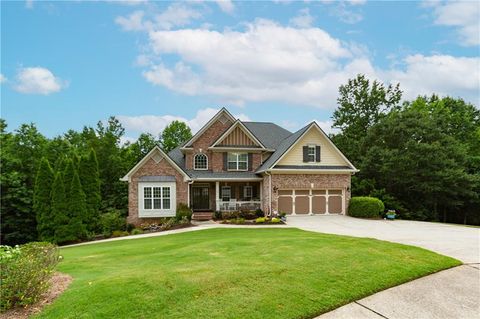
top-left (215, 181), bottom-right (220, 211)
top-left (257, 122), bottom-right (358, 173)
top-left (138, 182), bottom-right (176, 217)
top-left (193, 153), bottom-right (208, 170)
top-left (193, 177), bottom-right (263, 181)
top-left (306, 144), bottom-right (316, 163)
top-left (120, 146), bottom-right (190, 182)
top-left (269, 169), bottom-right (357, 174)
top-left (210, 120), bottom-right (268, 149)
top-left (208, 147), bottom-right (275, 152)
top-left (183, 108), bottom-right (236, 148)
top-left (227, 152), bottom-right (248, 171)
top-left (243, 185), bottom-right (253, 199)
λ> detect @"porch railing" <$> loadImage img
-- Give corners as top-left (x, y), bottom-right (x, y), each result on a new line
top-left (216, 200), bottom-right (262, 211)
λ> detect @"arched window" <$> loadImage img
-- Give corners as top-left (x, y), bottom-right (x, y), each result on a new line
top-left (194, 153), bottom-right (208, 170)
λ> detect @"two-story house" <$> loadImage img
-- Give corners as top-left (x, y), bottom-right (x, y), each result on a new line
top-left (121, 108), bottom-right (358, 224)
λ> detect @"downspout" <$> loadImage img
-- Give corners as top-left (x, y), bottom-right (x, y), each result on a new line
top-left (187, 180), bottom-right (194, 208)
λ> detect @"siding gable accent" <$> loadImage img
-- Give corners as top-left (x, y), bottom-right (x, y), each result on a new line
top-left (210, 120), bottom-right (267, 149)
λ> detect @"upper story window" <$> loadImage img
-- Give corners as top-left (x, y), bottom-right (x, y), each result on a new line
top-left (228, 152), bottom-right (248, 171)
top-left (307, 145), bottom-right (316, 162)
top-left (194, 153), bottom-right (208, 170)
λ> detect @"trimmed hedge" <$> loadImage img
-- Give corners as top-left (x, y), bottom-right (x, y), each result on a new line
top-left (348, 197), bottom-right (385, 218)
top-left (176, 203), bottom-right (192, 221)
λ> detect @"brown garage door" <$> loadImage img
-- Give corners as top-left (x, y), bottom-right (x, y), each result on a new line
top-left (278, 189), bottom-right (343, 215)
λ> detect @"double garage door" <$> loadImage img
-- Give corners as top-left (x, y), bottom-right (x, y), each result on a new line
top-left (278, 189), bottom-right (344, 215)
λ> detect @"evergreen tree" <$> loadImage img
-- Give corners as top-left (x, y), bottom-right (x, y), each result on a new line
top-left (34, 157), bottom-right (55, 241)
top-left (79, 149), bottom-right (101, 231)
top-left (63, 159), bottom-right (75, 197)
top-left (50, 173), bottom-right (71, 244)
top-left (66, 171), bottom-right (88, 240)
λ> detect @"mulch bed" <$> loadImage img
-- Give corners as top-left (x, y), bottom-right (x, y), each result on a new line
top-left (0, 272), bottom-right (73, 319)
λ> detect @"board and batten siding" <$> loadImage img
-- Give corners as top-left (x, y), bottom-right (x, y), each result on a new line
top-left (277, 128), bottom-right (348, 166)
top-left (218, 126), bottom-right (257, 146)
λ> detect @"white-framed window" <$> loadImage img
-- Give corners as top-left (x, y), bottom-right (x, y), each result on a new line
top-left (143, 186), bottom-right (171, 210)
top-left (228, 152), bottom-right (248, 171)
top-left (307, 145), bottom-right (316, 162)
top-left (221, 186), bottom-right (231, 201)
top-left (194, 153), bottom-right (208, 170)
top-left (244, 186), bottom-right (252, 199)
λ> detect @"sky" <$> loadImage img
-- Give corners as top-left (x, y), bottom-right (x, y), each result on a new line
top-left (1, 0), bottom-right (479, 143)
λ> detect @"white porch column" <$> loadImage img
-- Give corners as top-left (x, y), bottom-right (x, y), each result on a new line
top-left (215, 181), bottom-right (220, 211)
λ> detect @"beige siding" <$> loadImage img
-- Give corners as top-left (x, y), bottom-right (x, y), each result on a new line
top-left (277, 128), bottom-right (348, 166)
top-left (218, 126), bottom-right (257, 146)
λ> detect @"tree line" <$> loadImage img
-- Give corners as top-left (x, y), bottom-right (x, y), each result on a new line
top-left (0, 118), bottom-right (192, 245)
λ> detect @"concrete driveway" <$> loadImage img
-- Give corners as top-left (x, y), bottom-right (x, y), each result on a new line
top-left (285, 215), bottom-right (480, 319)
top-left (286, 215), bottom-right (479, 263)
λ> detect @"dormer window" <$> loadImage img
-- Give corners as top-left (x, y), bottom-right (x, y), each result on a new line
top-left (194, 153), bottom-right (208, 170)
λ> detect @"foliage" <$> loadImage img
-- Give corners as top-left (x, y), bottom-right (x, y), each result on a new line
top-left (221, 211), bottom-right (240, 220)
top-left (223, 218), bottom-right (245, 224)
top-left (34, 158), bottom-right (55, 241)
top-left (213, 211), bottom-right (222, 220)
top-left (36, 229), bottom-right (460, 319)
top-left (111, 231), bottom-right (129, 238)
top-left (160, 120), bottom-right (192, 153)
top-left (0, 242), bottom-right (59, 311)
top-left (255, 208), bottom-right (265, 218)
top-left (255, 217), bottom-right (267, 223)
top-left (271, 217), bottom-right (281, 223)
top-left (176, 203), bottom-right (192, 221)
top-left (131, 228), bottom-right (143, 235)
top-left (160, 218), bottom-right (177, 231)
top-left (238, 210), bottom-right (257, 220)
top-left (348, 197), bottom-right (385, 218)
top-left (78, 149), bottom-right (101, 232)
top-left (99, 211), bottom-right (126, 237)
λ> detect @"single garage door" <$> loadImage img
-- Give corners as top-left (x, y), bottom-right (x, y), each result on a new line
top-left (278, 189), bottom-right (344, 215)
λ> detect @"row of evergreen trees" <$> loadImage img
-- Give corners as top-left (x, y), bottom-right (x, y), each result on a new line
top-left (33, 149), bottom-right (101, 244)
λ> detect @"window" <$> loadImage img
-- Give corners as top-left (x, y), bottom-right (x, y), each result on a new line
top-left (307, 145), bottom-right (316, 162)
top-left (194, 153), bottom-right (208, 170)
top-left (244, 186), bottom-right (252, 199)
top-left (228, 152), bottom-right (248, 171)
top-left (221, 186), bottom-right (231, 201)
top-left (143, 186), bottom-right (170, 210)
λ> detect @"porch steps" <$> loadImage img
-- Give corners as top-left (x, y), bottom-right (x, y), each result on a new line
top-left (192, 212), bottom-right (214, 221)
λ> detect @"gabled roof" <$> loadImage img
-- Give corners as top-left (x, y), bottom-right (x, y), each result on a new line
top-left (242, 122), bottom-right (292, 149)
top-left (120, 145), bottom-right (190, 182)
top-left (255, 121), bottom-right (358, 173)
top-left (209, 120), bottom-right (268, 149)
top-left (182, 108), bottom-right (235, 148)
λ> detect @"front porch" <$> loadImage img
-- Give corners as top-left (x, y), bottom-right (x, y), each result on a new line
top-left (189, 181), bottom-right (262, 212)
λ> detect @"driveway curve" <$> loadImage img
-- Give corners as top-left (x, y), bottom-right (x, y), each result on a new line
top-left (286, 215), bottom-right (479, 263)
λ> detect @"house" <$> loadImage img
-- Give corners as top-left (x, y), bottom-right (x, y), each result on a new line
top-left (121, 108), bottom-right (358, 224)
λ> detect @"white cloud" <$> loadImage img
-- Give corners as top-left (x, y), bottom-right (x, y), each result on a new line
top-left (117, 108), bottom-right (251, 136)
top-left (430, 1), bottom-right (480, 46)
top-left (289, 8), bottom-right (314, 28)
top-left (0, 74), bottom-right (6, 84)
top-left (330, 3), bottom-right (363, 24)
top-left (115, 3), bottom-right (201, 32)
top-left (215, 0), bottom-right (235, 14)
top-left (25, 0), bottom-right (34, 9)
top-left (14, 67), bottom-right (66, 95)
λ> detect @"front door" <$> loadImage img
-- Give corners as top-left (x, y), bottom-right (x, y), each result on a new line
top-left (192, 186), bottom-right (210, 211)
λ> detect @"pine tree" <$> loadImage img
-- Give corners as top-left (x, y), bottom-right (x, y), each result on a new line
top-left (63, 159), bottom-right (75, 197)
top-left (79, 149), bottom-right (101, 232)
top-left (50, 173), bottom-right (73, 244)
top-left (34, 157), bottom-right (55, 241)
top-left (66, 171), bottom-right (88, 240)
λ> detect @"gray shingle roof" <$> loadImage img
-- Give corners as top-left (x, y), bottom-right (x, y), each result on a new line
top-left (242, 122), bottom-right (292, 149)
top-left (139, 175), bottom-right (177, 182)
top-left (168, 146), bottom-right (185, 168)
top-left (255, 123), bottom-right (312, 172)
top-left (185, 170), bottom-right (262, 180)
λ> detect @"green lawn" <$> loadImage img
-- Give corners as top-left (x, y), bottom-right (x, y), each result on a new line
top-left (37, 228), bottom-right (460, 319)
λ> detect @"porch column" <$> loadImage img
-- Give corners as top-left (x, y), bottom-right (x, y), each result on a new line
top-left (215, 181), bottom-right (220, 211)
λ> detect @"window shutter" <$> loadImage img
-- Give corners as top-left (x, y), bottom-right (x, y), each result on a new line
top-left (302, 146), bottom-right (308, 162)
top-left (315, 146), bottom-right (321, 162)
top-left (248, 153), bottom-right (253, 171)
top-left (223, 153), bottom-right (228, 170)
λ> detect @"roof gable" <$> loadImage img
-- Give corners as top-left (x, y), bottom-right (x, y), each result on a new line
top-left (120, 146), bottom-right (190, 182)
top-left (210, 120), bottom-right (266, 149)
top-left (182, 108), bottom-right (235, 148)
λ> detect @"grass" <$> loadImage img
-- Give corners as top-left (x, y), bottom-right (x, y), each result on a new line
top-left (36, 228), bottom-right (460, 319)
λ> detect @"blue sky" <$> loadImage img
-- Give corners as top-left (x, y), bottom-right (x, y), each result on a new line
top-left (1, 0), bottom-right (479, 142)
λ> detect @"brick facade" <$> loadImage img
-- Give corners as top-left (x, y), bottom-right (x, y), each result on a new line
top-left (127, 155), bottom-right (188, 226)
top-left (262, 173), bottom-right (351, 214)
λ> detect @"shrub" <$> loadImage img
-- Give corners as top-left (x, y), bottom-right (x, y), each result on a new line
top-left (223, 218), bottom-right (245, 224)
top-left (0, 242), bottom-right (59, 311)
top-left (131, 228), bottom-right (143, 235)
top-left (222, 211), bottom-right (240, 220)
top-left (176, 203), bottom-right (192, 221)
top-left (278, 212), bottom-right (287, 218)
top-left (239, 210), bottom-right (256, 220)
top-left (255, 217), bottom-right (267, 223)
top-left (271, 217), bottom-right (281, 223)
top-left (111, 230), bottom-right (129, 238)
top-left (255, 208), bottom-right (264, 218)
top-left (126, 223), bottom-right (135, 233)
top-left (348, 197), bottom-right (385, 218)
top-left (213, 211), bottom-right (222, 220)
top-left (160, 218), bottom-right (177, 231)
top-left (100, 211), bottom-right (126, 237)
top-left (179, 216), bottom-right (190, 225)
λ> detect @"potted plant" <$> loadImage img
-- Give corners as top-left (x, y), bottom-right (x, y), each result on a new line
top-left (386, 210), bottom-right (396, 220)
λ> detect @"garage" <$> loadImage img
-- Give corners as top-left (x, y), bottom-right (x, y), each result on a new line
top-left (277, 189), bottom-right (344, 215)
